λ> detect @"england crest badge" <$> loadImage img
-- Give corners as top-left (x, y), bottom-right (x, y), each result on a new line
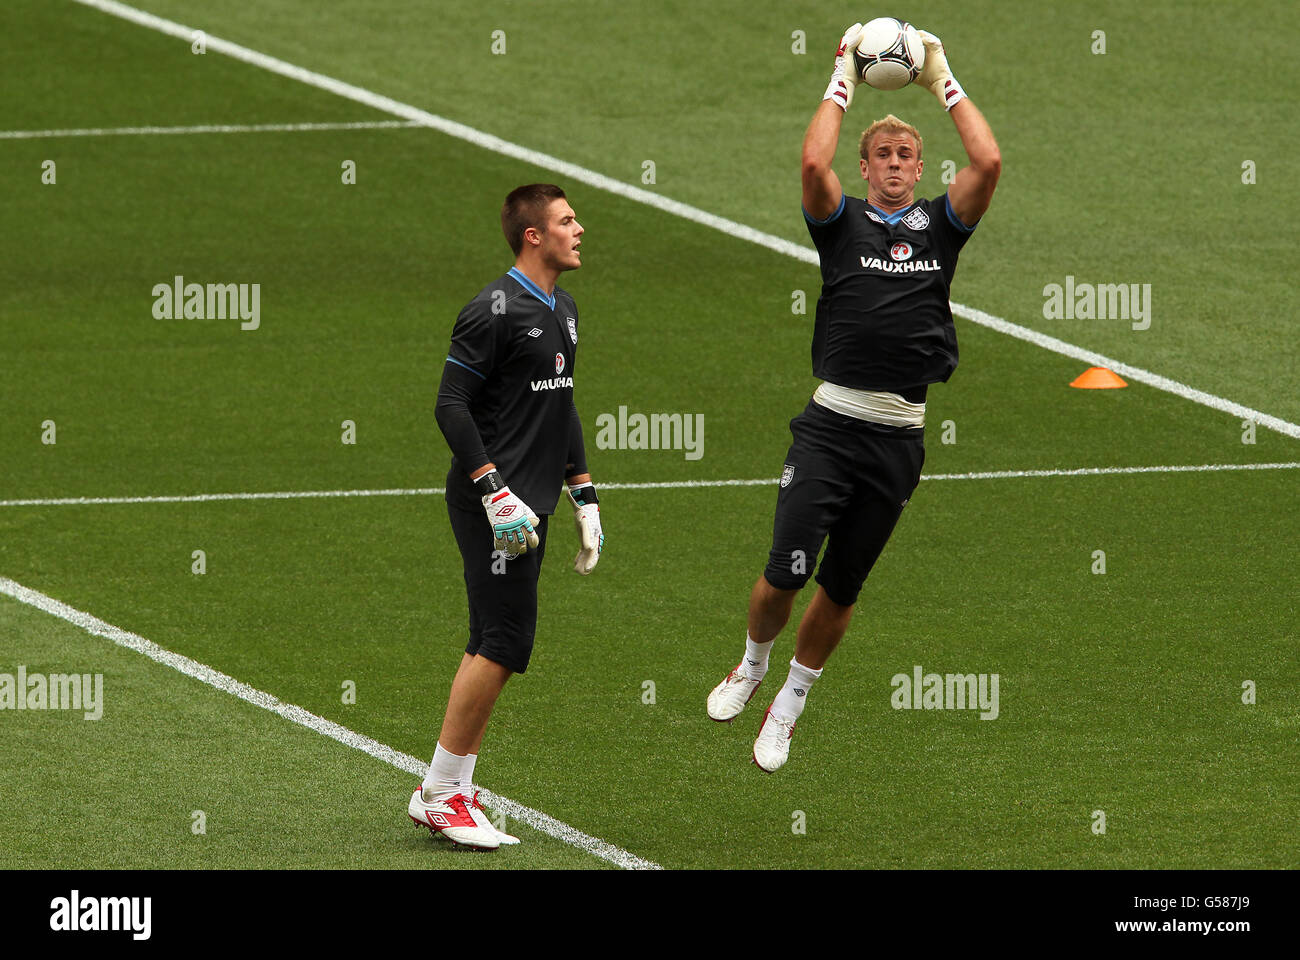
top-left (901, 206), bottom-right (930, 231)
top-left (780, 464), bottom-right (796, 488)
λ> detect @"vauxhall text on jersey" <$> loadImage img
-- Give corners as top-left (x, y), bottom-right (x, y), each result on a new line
top-left (804, 192), bottom-right (977, 392)
top-left (443, 269), bottom-right (578, 514)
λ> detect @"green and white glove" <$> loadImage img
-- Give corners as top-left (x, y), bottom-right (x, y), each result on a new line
top-left (566, 483), bottom-right (603, 575)
top-left (823, 22), bottom-right (865, 112)
top-left (916, 29), bottom-right (967, 111)
top-left (476, 470), bottom-right (540, 556)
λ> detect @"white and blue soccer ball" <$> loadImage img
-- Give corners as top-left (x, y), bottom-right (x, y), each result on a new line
top-left (854, 17), bottom-right (926, 91)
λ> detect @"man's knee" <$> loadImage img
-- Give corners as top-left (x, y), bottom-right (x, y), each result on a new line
top-left (813, 570), bottom-right (864, 609)
top-left (762, 544), bottom-right (817, 591)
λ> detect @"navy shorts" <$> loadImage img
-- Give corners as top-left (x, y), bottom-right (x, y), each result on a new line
top-left (762, 399), bottom-right (924, 607)
top-left (447, 502), bottom-right (550, 674)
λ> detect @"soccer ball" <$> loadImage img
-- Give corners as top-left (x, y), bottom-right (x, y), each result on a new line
top-left (853, 18), bottom-right (925, 91)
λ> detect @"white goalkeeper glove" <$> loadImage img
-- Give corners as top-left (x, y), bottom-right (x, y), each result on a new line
top-left (476, 469), bottom-right (539, 556)
top-left (915, 29), bottom-right (967, 111)
top-left (566, 483), bottom-right (603, 575)
top-left (823, 22), bottom-right (865, 112)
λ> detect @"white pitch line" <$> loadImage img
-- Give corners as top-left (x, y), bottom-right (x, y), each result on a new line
top-left (0, 119), bottom-right (424, 140)
top-left (0, 575), bottom-right (660, 870)
top-left (67, 0), bottom-right (1300, 441)
top-left (919, 461), bottom-right (1300, 481)
top-left (1, 462), bottom-right (1296, 508)
top-left (0, 487), bottom-right (446, 508)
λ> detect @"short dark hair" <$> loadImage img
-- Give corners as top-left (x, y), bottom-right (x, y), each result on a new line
top-left (501, 184), bottom-right (567, 256)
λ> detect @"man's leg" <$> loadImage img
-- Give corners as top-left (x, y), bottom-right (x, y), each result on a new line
top-left (755, 426), bottom-right (924, 771)
top-left (792, 586), bottom-right (855, 670)
top-left (422, 509), bottom-right (546, 802)
top-left (438, 653), bottom-right (513, 756)
top-left (708, 575), bottom-right (798, 722)
top-left (409, 510), bottom-right (547, 849)
top-left (747, 574), bottom-right (799, 644)
top-left (709, 404), bottom-right (844, 722)
top-left (753, 591), bottom-right (855, 774)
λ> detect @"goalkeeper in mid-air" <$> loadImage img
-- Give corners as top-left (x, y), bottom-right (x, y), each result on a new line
top-left (706, 24), bottom-right (1001, 770)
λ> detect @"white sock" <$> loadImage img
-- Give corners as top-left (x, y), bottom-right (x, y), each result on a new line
top-left (421, 742), bottom-right (467, 801)
top-left (770, 657), bottom-right (823, 722)
top-left (462, 752), bottom-right (478, 795)
top-left (739, 633), bottom-right (774, 681)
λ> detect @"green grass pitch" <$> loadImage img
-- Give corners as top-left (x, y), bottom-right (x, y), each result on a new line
top-left (1, 0), bottom-right (1296, 870)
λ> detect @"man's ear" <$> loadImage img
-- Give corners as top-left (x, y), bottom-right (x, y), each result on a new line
top-left (915, 158), bottom-right (924, 182)
top-left (860, 157), bottom-right (869, 181)
top-left (523, 226), bottom-right (541, 248)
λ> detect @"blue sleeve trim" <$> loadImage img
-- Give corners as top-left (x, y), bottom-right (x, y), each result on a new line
top-left (446, 356), bottom-right (486, 380)
top-left (944, 192), bottom-right (978, 233)
top-left (803, 194), bottom-right (846, 225)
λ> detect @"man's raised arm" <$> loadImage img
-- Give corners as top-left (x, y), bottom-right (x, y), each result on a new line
top-left (803, 24), bottom-right (866, 221)
top-left (915, 29), bottom-right (1001, 227)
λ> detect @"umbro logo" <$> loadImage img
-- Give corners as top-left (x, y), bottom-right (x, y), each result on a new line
top-left (427, 812), bottom-right (451, 827)
top-left (527, 327), bottom-right (543, 338)
top-left (793, 688), bottom-right (806, 697)
top-left (865, 209), bottom-right (885, 224)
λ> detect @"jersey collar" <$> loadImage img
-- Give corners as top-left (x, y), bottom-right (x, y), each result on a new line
top-left (508, 267), bottom-right (556, 310)
top-left (867, 201), bottom-right (917, 225)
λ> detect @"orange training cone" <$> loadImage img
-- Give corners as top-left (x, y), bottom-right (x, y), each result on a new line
top-left (1069, 366), bottom-right (1127, 389)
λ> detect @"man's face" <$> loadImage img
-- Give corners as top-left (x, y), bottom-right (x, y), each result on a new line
top-left (529, 199), bottom-right (584, 271)
top-left (861, 133), bottom-right (923, 204)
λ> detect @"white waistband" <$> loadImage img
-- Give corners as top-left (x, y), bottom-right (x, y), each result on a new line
top-left (812, 381), bottom-right (926, 428)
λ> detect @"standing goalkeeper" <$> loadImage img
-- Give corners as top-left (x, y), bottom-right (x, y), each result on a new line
top-left (408, 183), bottom-right (604, 849)
top-left (706, 26), bottom-right (1001, 771)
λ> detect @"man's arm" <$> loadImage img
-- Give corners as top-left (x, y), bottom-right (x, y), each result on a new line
top-left (434, 361), bottom-right (491, 476)
top-left (947, 99), bottom-right (1001, 227)
top-left (562, 402), bottom-right (602, 575)
top-left (804, 24), bottom-right (870, 220)
top-left (564, 401), bottom-right (590, 487)
top-left (436, 357), bottom-right (539, 554)
top-left (802, 99), bottom-right (846, 222)
top-left (915, 29), bottom-right (1001, 227)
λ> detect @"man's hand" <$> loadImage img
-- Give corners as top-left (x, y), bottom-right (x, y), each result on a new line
top-left (566, 484), bottom-right (603, 575)
top-left (823, 23), bottom-right (865, 111)
top-left (916, 29), bottom-right (967, 111)
top-left (481, 484), bottom-right (540, 556)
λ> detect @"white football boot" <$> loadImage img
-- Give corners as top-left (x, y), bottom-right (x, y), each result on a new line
top-left (468, 791), bottom-right (521, 845)
top-left (707, 664), bottom-right (763, 721)
top-left (408, 788), bottom-right (499, 850)
top-left (752, 705), bottom-right (797, 773)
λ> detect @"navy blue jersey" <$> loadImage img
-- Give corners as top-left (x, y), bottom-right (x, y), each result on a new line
top-left (441, 268), bottom-right (580, 515)
top-left (804, 192), bottom-right (976, 391)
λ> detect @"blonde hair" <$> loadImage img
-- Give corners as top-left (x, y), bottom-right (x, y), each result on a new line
top-left (859, 115), bottom-right (923, 161)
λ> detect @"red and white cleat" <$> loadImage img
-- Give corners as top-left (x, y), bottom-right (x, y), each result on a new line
top-left (752, 705), bottom-right (796, 773)
top-left (408, 788), bottom-right (499, 850)
top-left (707, 665), bottom-right (762, 722)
